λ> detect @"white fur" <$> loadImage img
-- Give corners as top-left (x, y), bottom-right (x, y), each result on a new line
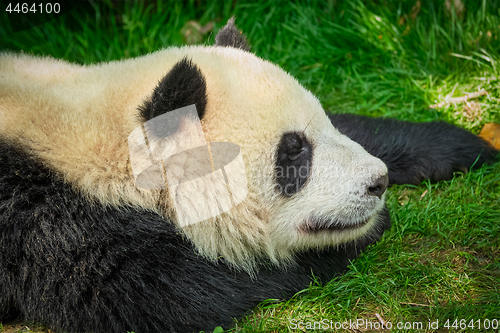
top-left (0, 46), bottom-right (387, 271)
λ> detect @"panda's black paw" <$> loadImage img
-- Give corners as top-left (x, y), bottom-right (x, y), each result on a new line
top-left (329, 114), bottom-right (498, 186)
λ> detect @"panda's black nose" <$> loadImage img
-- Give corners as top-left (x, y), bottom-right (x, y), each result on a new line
top-left (367, 174), bottom-right (389, 198)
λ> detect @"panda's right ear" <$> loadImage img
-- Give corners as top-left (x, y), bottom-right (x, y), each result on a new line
top-left (138, 57), bottom-right (207, 126)
top-left (215, 17), bottom-right (250, 51)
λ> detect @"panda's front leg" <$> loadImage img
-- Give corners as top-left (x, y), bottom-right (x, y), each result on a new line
top-left (329, 114), bottom-right (498, 185)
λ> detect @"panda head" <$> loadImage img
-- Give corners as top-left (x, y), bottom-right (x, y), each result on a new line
top-left (1, 18), bottom-right (388, 272)
top-left (133, 18), bottom-right (389, 270)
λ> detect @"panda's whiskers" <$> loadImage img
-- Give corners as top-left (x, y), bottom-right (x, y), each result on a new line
top-left (302, 111), bottom-right (319, 134)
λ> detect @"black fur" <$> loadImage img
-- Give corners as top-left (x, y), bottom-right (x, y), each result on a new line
top-left (0, 140), bottom-right (388, 333)
top-left (275, 132), bottom-right (313, 196)
top-left (214, 17), bottom-right (250, 51)
top-left (138, 58), bottom-right (207, 137)
top-left (329, 114), bottom-right (498, 185)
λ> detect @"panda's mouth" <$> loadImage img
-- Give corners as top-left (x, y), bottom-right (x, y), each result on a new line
top-left (298, 215), bottom-right (373, 233)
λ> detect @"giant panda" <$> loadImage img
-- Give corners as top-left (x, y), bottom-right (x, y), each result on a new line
top-left (0, 18), bottom-right (497, 333)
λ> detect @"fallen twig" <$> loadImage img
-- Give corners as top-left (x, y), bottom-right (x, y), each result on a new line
top-left (375, 313), bottom-right (387, 327)
top-left (430, 90), bottom-right (487, 108)
top-left (400, 302), bottom-right (430, 307)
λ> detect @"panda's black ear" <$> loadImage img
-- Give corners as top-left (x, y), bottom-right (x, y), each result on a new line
top-left (139, 58), bottom-right (207, 125)
top-left (215, 17), bottom-right (250, 51)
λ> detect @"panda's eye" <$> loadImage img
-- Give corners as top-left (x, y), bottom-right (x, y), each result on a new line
top-left (275, 132), bottom-right (313, 197)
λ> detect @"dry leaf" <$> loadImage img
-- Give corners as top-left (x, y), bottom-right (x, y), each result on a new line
top-left (411, 1), bottom-right (421, 21)
top-left (479, 123), bottom-right (500, 149)
top-left (181, 21), bottom-right (214, 45)
top-left (445, 0), bottom-right (465, 18)
top-left (398, 195), bottom-right (410, 206)
top-left (459, 101), bottom-right (482, 122)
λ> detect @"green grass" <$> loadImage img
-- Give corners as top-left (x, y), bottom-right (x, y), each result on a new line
top-left (234, 164), bottom-right (500, 332)
top-left (1, 0), bottom-right (500, 332)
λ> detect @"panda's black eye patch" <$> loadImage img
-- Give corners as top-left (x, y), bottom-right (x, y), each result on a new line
top-left (275, 132), bottom-right (313, 197)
